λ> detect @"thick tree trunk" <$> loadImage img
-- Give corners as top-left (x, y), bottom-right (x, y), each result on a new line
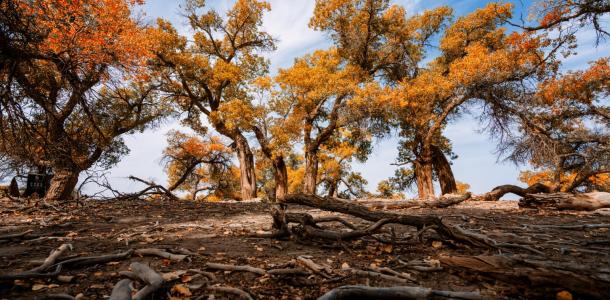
top-left (432, 145), bottom-right (457, 195)
top-left (45, 168), bottom-right (79, 201)
top-left (414, 160), bottom-right (434, 200)
top-left (234, 135), bottom-right (257, 200)
top-left (303, 150), bottom-right (319, 195)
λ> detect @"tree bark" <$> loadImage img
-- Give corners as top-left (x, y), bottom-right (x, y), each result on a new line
top-left (303, 149), bottom-right (319, 195)
top-left (414, 159), bottom-right (434, 200)
top-left (432, 145), bottom-right (457, 195)
top-left (45, 168), bottom-right (80, 201)
top-left (519, 192), bottom-right (610, 210)
top-left (234, 134), bottom-right (257, 200)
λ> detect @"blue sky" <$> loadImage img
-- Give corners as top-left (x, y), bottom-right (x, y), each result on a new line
top-left (101, 0), bottom-right (609, 197)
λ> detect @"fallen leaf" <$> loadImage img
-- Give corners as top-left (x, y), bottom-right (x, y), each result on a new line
top-left (432, 241), bottom-right (443, 249)
top-left (341, 262), bottom-right (350, 270)
top-left (556, 290), bottom-right (573, 300)
top-left (381, 244), bottom-right (393, 253)
top-left (171, 284), bottom-right (192, 296)
top-left (32, 284), bottom-right (46, 291)
top-left (57, 275), bottom-right (74, 283)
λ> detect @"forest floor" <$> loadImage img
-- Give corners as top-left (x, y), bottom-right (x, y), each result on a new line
top-left (0, 197), bottom-right (609, 299)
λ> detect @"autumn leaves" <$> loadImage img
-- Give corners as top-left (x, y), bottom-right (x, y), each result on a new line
top-left (0, 0), bottom-right (607, 201)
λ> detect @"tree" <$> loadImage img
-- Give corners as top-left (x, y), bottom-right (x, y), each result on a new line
top-left (162, 130), bottom-right (239, 201)
top-left (491, 58), bottom-right (610, 193)
top-left (150, 0), bottom-right (275, 200)
top-left (274, 49), bottom-right (364, 195)
top-left (0, 0), bottom-right (166, 201)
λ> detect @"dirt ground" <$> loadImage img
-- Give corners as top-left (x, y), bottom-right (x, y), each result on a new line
top-left (0, 197), bottom-right (609, 299)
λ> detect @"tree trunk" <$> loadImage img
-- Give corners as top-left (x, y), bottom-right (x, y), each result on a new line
top-left (303, 149), bottom-right (319, 195)
top-left (271, 156), bottom-right (289, 232)
top-left (414, 159), bottom-right (434, 200)
top-left (45, 168), bottom-right (79, 201)
top-left (432, 145), bottom-right (457, 195)
top-left (234, 135), bottom-right (257, 200)
top-left (327, 180), bottom-right (338, 198)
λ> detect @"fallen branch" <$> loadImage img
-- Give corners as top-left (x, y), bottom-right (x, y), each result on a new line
top-left (357, 193), bottom-right (471, 209)
top-left (283, 194), bottom-right (497, 249)
top-left (519, 192), bottom-right (610, 211)
top-left (477, 183), bottom-right (550, 201)
top-left (318, 285), bottom-right (482, 300)
top-left (205, 262), bottom-right (267, 276)
top-left (54, 249), bottom-right (134, 269)
top-left (348, 268), bottom-right (410, 284)
top-left (440, 255), bottom-right (610, 299)
top-left (0, 229), bottom-right (34, 242)
top-left (134, 248), bottom-right (187, 262)
top-left (30, 243), bottom-right (72, 273)
top-left (206, 286), bottom-right (253, 300)
top-left (130, 262), bottom-right (165, 300)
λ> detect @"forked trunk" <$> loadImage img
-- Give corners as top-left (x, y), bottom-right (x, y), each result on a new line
top-left (45, 168), bottom-right (79, 201)
top-left (414, 159), bottom-right (434, 200)
top-left (432, 145), bottom-right (458, 195)
top-left (303, 150), bottom-right (319, 195)
top-left (234, 135), bottom-right (257, 200)
top-left (327, 180), bottom-right (338, 198)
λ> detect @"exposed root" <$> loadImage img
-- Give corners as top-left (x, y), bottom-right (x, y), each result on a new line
top-left (205, 286), bottom-right (253, 300)
top-left (109, 279), bottom-right (133, 300)
top-left (318, 285), bottom-right (482, 300)
top-left (134, 248), bottom-right (187, 261)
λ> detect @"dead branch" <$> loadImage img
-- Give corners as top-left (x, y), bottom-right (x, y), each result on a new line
top-left (188, 269), bottom-right (218, 281)
top-left (206, 286), bottom-right (253, 300)
top-left (348, 268), bottom-right (410, 283)
top-left (477, 183), bottom-right (550, 201)
top-left (357, 193), bottom-right (471, 209)
top-left (318, 285), bottom-right (482, 300)
top-left (519, 192), bottom-right (610, 210)
top-left (267, 268), bottom-right (309, 276)
top-left (440, 255), bottom-right (610, 299)
top-left (313, 216), bottom-right (357, 230)
top-left (30, 243), bottom-right (72, 272)
top-left (205, 262), bottom-right (267, 276)
top-left (130, 262), bottom-right (165, 300)
top-left (134, 248), bottom-right (187, 261)
top-left (297, 256), bottom-right (332, 278)
top-left (0, 229), bottom-right (34, 242)
top-left (54, 249), bottom-right (134, 269)
top-left (109, 279), bottom-right (133, 300)
top-left (300, 218), bottom-right (394, 240)
top-left (283, 194), bottom-right (497, 249)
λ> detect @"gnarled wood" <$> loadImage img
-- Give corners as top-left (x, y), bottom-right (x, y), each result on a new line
top-left (519, 192), bottom-right (610, 210)
top-left (477, 183), bottom-right (550, 201)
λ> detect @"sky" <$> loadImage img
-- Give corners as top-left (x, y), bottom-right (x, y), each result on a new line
top-left (98, 0), bottom-right (609, 198)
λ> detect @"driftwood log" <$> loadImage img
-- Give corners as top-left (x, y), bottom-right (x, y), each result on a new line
top-left (519, 192), bottom-right (610, 210)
